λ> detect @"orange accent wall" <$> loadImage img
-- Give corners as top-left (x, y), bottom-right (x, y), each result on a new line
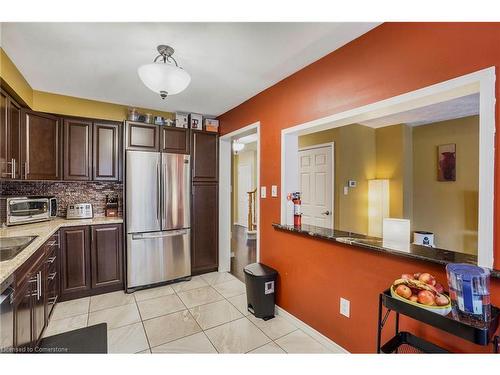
top-left (218, 23), bottom-right (500, 353)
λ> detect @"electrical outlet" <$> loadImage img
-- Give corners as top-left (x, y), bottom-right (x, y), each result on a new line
top-left (271, 185), bottom-right (278, 197)
top-left (340, 297), bottom-right (350, 318)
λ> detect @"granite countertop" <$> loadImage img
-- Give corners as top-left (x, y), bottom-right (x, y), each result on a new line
top-left (0, 217), bottom-right (123, 285)
top-left (272, 223), bottom-right (500, 279)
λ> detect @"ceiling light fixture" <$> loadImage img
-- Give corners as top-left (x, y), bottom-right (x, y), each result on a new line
top-left (138, 45), bottom-right (191, 100)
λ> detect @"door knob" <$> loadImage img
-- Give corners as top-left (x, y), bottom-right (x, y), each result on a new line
top-left (322, 211), bottom-right (330, 215)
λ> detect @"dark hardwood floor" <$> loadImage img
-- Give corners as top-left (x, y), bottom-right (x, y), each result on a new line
top-left (230, 225), bottom-right (256, 282)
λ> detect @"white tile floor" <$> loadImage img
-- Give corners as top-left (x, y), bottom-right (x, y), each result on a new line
top-left (44, 272), bottom-right (335, 354)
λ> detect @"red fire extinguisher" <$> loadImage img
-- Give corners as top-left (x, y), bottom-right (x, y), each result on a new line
top-left (292, 192), bottom-right (301, 227)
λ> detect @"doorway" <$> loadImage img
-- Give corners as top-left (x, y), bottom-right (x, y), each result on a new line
top-left (298, 143), bottom-right (334, 228)
top-left (219, 122), bottom-right (260, 281)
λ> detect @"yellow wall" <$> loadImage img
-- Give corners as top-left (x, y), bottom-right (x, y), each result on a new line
top-left (0, 47), bottom-right (173, 121)
top-left (412, 115), bottom-right (479, 254)
top-left (232, 146), bottom-right (257, 225)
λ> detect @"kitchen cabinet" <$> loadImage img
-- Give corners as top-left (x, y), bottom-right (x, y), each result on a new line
top-left (63, 118), bottom-right (93, 181)
top-left (91, 224), bottom-right (123, 290)
top-left (60, 226), bottom-right (91, 300)
top-left (60, 223), bottom-right (123, 301)
top-left (93, 121), bottom-right (121, 181)
top-left (192, 130), bottom-right (218, 181)
top-left (21, 110), bottom-right (61, 180)
top-left (161, 126), bottom-right (189, 154)
top-left (191, 182), bottom-right (218, 274)
top-left (12, 233), bottom-right (58, 350)
top-left (1, 88), bottom-right (22, 179)
top-left (125, 121), bottom-right (159, 151)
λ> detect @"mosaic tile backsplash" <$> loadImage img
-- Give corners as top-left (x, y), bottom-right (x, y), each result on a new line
top-left (1, 180), bottom-right (123, 217)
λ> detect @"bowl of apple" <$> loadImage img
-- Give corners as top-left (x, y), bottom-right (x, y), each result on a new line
top-left (390, 272), bottom-right (451, 316)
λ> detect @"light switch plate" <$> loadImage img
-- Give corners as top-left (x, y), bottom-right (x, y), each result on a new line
top-left (343, 186), bottom-right (349, 195)
top-left (340, 298), bottom-right (350, 318)
top-left (260, 186), bottom-right (267, 198)
top-left (271, 185), bottom-right (278, 197)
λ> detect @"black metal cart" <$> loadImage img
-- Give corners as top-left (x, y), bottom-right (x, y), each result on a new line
top-left (377, 289), bottom-right (500, 353)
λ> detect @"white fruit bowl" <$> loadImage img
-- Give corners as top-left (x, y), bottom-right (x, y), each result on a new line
top-left (390, 285), bottom-right (452, 316)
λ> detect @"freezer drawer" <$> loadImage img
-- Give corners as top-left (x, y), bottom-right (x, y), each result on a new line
top-left (127, 229), bottom-right (191, 289)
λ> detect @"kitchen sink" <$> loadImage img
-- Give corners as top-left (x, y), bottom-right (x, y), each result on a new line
top-left (0, 235), bottom-right (38, 262)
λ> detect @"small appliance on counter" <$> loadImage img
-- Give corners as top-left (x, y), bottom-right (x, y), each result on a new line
top-left (1, 196), bottom-right (57, 226)
top-left (66, 203), bottom-right (93, 219)
top-left (105, 195), bottom-right (119, 217)
top-left (413, 231), bottom-right (435, 247)
top-left (446, 263), bottom-right (491, 322)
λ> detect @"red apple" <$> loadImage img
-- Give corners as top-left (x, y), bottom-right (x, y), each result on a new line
top-left (418, 273), bottom-right (436, 286)
top-left (395, 285), bottom-right (412, 299)
top-left (434, 283), bottom-right (444, 294)
top-left (401, 273), bottom-right (414, 280)
top-left (417, 290), bottom-right (435, 305)
top-left (414, 272), bottom-right (422, 280)
top-left (409, 295), bottom-right (418, 303)
top-left (435, 294), bottom-right (449, 306)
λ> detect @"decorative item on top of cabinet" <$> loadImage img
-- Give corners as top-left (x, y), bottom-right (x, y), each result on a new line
top-left (125, 121), bottom-right (159, 151)
top-left (93, 121), bottom-right (121, 181)
top-left (161, 126), bottom-right (189, 154)
top-left (21, 109), bottom-right (62, 180)
top-left (191, 130), bottom-right (218, 182)
top-left (191, 181), bottom-right (218, 274)
top-left (91, 224), bottom-right (123, 290)
top-left (0, 88), bottom-right (22, 180)
top-left (63, 118), bottom-right (93, 181)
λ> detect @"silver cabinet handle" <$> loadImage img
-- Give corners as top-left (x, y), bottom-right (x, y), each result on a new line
top-left (132, 229), bottom-right (188, 240)
top-left (48, 272), bottom-right (57, 281)
top-left (37, 271), bottom-right (41, 300)
top-left (48, 296), bottom-right (58, 305)
top-left (47, 256), bottom-right (56, 264)
top-left (11, 158), bottom-right (16, 179)
top-left (157, 163), bottom-right (161, 221)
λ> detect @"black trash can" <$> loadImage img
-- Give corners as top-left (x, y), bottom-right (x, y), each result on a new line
top-left (244, 263), bottom-right (278, 320)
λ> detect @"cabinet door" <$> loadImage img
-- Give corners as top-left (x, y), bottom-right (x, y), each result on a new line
top-left (191, 182), bottom-right (218, 274)
top-left (192, 131), bottom-right (218, 181)
top-left (125, 121), bottom-right (159, 151)
top-left (22, 110), bottom-right (61, 180)
top-left (60, 226), bottom-right (91, 300)
top-left (91, 224), bottom-right (123, 289)
top-left (93, 122), bottom-right (121, 181)
top-left (31, 258), bottom-right (47, 345)
top-left (13, 280), bottom-right (33, 349)
top-left (63, 118), bottom-right (92, 180)
top-left (0, 90), bottom-right (7, 178)
top-left (8, 98), bottom-right (22, 179)
top-left (161, 127), bottom-right (189, 154)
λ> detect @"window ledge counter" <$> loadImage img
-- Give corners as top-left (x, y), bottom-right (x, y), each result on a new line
top-left (272, 223), bottom-right (500, 279)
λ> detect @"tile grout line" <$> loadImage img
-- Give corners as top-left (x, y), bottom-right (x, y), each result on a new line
top-left (134, 295), bottom-right (154, 352)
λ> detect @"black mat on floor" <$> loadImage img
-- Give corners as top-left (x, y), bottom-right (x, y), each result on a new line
top-left (38, 323), bottom-right (107, 353)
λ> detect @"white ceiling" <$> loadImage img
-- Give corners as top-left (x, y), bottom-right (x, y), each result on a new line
top-left (0, 22), bottom-right (379, 116)
top-left (359, 93), bottom-right (479, 128)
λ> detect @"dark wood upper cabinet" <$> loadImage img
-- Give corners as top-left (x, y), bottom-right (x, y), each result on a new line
top-left (1, 89), bottom-right (22, 179)
top-left (22, 110), bottom-right (61, 180)
top-left (161, 127), bottom-right (189, 154)
top-left (125, 121), bottom-right (159, 151)
top-left (192, 130), bottom-right (218, 181)
top-left (91, 224), bottom-right (123, 290)
top-left (191, 182), bottom-right (218, 274)
top-left (63, 118), bottom-right (92, 181)
top-left (60, 226), bottom-right (91, 300)
top-left (93, 121), bottom-right (121, 181)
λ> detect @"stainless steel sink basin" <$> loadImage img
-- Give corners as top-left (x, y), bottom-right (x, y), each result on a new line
top-left (0, 236), bottom-right (38, 262)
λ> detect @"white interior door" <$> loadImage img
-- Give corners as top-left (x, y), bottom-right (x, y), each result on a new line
top-left (299, 145), bottom-right (333, 228)
top-left (237, 164), bottom-right (252, 227)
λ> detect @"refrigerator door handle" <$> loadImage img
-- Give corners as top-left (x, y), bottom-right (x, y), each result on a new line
top-left (156, 162), bottom-right (161, 222)
top-left (132, 229), bottom-right (189, 240)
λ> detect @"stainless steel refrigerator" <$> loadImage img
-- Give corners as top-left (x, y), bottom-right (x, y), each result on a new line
top-left (126, 151), bottom-right (191, 290)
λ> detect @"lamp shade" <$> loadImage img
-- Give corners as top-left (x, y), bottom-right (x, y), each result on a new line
top-left (368, 179), bottom-right (390, 237)
top-left (233, 141), bottom-right (245, 153)
top-left (138, 62), bottom-right (191, 96)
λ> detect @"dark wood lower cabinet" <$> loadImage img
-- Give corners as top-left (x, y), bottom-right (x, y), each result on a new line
top-left (60, 226), bottom-right (91, 300)
top-left (191, 182), bottom-right (219, 274)
top-left (91, 224), bottom-right (123, 290)
top-left (13, 281), bottom-right (33, 349)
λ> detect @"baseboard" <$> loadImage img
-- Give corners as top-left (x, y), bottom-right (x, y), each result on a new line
top-left (275, 305), bottom-right (349, 353)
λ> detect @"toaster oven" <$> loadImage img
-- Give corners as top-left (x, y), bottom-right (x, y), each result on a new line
top-left (0, 196), bottom-right (57, 226)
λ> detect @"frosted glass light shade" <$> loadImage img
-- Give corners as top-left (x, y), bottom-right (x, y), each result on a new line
top-left (233, 141), bottom-right (245, 153)
top-left (383, 218), bottom-right (411, 252)
top-left (138, 62), bottom-right (191, 96)
top-left (368, 179), bottom-right (390, 237)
